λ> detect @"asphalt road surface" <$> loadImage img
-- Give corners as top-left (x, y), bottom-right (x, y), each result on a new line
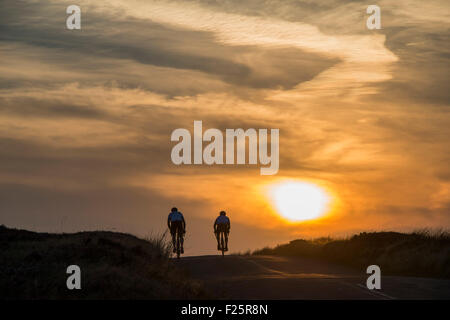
top-left (175, 255), bottom-right (450, 299)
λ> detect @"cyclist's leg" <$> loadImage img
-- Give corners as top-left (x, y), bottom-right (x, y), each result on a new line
top-left (176, 230), bottom-right (181, 258)
top-left (170, 227), bottom-right (177, 253)
top-left (179, 226), bottom-right (184, 253)
top-left (224, 231), bottom-right (229, 250)
top-left (215, 230), bottom-right (221, 250)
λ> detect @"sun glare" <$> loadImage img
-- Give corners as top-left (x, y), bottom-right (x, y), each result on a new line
top-left (269, 181), bottom-right (331, 222)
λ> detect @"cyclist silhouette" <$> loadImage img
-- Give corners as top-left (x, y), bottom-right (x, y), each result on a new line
top-left (214, 210), bottom-right (230, 251)
top-left (167, 207), bottom-right (186, 254)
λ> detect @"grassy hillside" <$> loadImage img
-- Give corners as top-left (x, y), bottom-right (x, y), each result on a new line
top-left (253, 230), bottom-right (450, 278)
top-left (0, 225), bottom-right (207, 299)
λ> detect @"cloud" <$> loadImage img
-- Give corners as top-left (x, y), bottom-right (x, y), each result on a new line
top-left (0, 0), bottom-right (337, 95)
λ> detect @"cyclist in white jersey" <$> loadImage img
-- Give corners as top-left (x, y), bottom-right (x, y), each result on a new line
top-left (214, 210), bottom-right (231, 251)
top-left (167, 207), bottom-right (186, 253)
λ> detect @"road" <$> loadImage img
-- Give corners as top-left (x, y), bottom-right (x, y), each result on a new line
top-left (174, 255), bottom-right (450, 299)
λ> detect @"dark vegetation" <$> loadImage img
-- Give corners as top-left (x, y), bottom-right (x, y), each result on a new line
top-left (253, 230), bottom-right (450, 278)
top-left (0, 225), bottom-right (207, 299)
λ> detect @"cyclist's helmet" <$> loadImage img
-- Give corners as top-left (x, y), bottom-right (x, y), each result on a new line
top-left (220, 210), bottom-right (226, 216)
top-left (171, 207), bottom-right (178, 212)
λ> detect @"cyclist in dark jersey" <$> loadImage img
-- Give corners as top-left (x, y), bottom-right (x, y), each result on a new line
top-left (214, 210), bottom-right (230, 251)
top-left (167, 207), bottom-right (186, 253)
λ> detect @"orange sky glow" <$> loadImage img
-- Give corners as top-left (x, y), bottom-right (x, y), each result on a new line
top-left (0, 0), bottom-right (449, 255)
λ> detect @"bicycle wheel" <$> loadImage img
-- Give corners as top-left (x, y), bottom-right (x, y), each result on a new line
top-left (220, 232), bottom-right (225, 257)
top-left (176, 232), bottom-right (180, 259)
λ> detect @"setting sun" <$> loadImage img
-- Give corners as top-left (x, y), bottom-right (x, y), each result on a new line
top-left (269, 181), bottom-right (331, 222)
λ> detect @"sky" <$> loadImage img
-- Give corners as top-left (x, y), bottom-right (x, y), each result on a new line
top-left (0, 0), bottom-right (449, 255)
